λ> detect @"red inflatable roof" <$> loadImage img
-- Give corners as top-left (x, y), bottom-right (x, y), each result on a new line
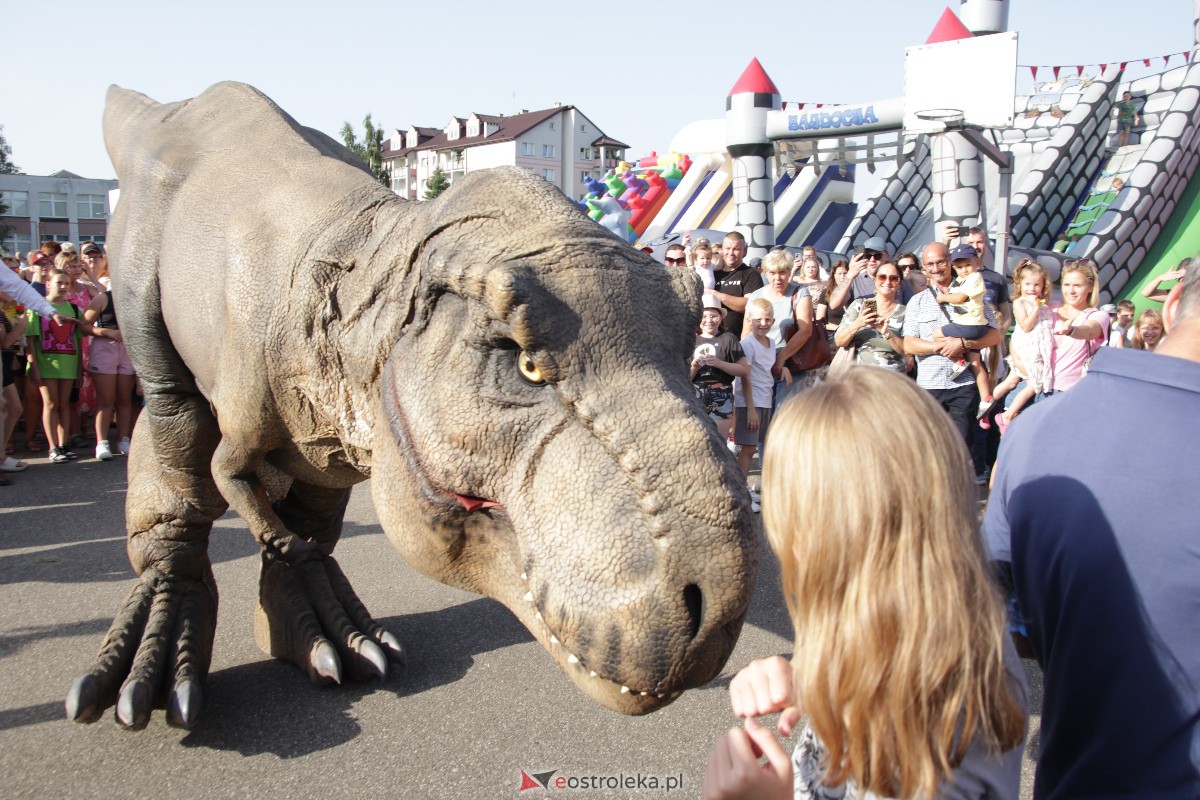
top-left (926, 6), bottom-right (974, 43)
top-left (728, 58), bottom-right (780, 97)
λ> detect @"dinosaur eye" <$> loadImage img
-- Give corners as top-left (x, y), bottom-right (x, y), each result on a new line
top-left (517, 351), bottom-right (545, 385)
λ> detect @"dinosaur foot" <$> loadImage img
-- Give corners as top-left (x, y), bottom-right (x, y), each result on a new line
top-left (66, 569), bottom-right (218, 730)
top-left (255, 554), bottom-right (405, 685)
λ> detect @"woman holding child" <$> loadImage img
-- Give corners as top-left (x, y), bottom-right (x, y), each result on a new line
top-left (1045, 260), bottom-right (1109, 395)
top-left (703, 367), bottom-right (1027, 800)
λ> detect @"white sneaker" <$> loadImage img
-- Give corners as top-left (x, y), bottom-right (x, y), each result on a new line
top-left (751, 500), bottom-right (761, 514)
top-left (96, 440), bottom-right (113, 461)
top-left (117, 437), bottom-right (131, 455)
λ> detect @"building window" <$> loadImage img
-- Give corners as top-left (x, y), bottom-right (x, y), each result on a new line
top-left (38, 192), bottom-right (69, 218)
top-left (549, 122), bottom-right (556, 131)
top-left (581, 124), bottom-right (588, 132)
top-left (543, 144), bottom-right (555, 158)
top-left (581, 171), bottom-right (593, 183)
top-left (542, 169), bottom-right (556, 181)
top-left (1, 190), bottom-right (28, 216)
top-left (77, 194), bottom-right (107, 219)
top-left (521, 142), bottom-right (535, 156)
top-left (78, 234), bottom-right (106, 245)
top-left (2, 233), bottom-right (32, 254)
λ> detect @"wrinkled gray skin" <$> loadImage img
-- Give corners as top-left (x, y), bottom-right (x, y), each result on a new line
top-left (65, 82), bottom-right (758, 730)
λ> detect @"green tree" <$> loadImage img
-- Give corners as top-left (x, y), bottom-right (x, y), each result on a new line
top-left (0, 125), bottom-right (18, 175)
top-left (339, 114), bottom-right (389, 186)
top-left (423, 166), bottom-right (450, 200)
top-left (0, 126), bottom-right (17, 244)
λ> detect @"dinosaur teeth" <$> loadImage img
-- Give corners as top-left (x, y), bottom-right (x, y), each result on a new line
top-left (534, 611), bottom-right (542, 621)
top-left (567, 653), bottom-right (579, 664)
top-left (549, 635), bottom-right (559, 646)
top-left (589, 671), bottom-right (597, 678)
top-left (620, 686), bottom-right (630, 694)
top-left (522, 591), bottom-right (533, 602)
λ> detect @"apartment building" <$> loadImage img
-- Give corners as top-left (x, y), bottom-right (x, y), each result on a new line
top-left (383, 104), bottom-right (628, 201)
top-left (0, 170), bottom-right (118, 254)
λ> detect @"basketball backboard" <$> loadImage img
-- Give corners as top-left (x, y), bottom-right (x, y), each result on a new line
top-left (903, 32), bottom-right (1018, 135)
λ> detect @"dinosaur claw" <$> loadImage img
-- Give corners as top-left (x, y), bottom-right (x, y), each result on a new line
top-left (167, 680), bottom-right (203, 730)
top-left (310, 640), bottom-right (342, 685)
top-left (378, 630), bottom-right (406, 665)
top-left (116, 679), bottom-right (153, 730)
top-left (65, 675), bottom-right (103, 724)
top-left (357, 638), bottom-right (388, 680)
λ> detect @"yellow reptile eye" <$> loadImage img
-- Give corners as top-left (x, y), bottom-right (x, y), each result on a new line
top-left (517, 351), bottom-right (545, 384)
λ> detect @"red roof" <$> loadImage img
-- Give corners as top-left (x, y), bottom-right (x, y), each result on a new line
top-left (727, 58), bottom-right (780, 97)
top-left (926, 6), bottom-right (974, 43)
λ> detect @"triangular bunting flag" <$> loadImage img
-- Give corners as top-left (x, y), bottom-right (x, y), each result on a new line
top-left (1030, 65), bottom-right (1039, 80)
top-left (1077, 65), bottom-right (1085, 76)
top-left (1101, 63), bottom-right (1108, 72)
top-left (1164, 54), bottom-right (1172, 66)
top-left (1143, 58), bottom-right (1151, 66)
top-left (1120, 61), bottom-right (1128, 70)
top-left (1052, 66), bottom-right (1061, 79)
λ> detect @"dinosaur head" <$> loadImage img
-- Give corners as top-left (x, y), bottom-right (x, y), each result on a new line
top-left (369, 168), bottom-right (758, 714)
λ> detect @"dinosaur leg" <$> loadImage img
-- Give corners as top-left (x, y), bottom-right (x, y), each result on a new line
top-left (210, 442), bottom-right (404, 685)
top-left (66, 392), bottom-right (227, 730)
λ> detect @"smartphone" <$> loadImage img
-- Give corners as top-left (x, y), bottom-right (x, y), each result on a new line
top-left (861, 298), bottom-right (878, 316)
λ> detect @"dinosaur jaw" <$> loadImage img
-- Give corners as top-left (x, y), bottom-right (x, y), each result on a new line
top-left (440, 495), bottom-right (680, 715)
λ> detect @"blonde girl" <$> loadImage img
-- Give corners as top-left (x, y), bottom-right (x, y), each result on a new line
top-left (704, 367), bottom-right (1027, 800)
top-left (27, 270), bottom-right (91, 462)
top-left (1129, 308), bottom-right (1164, 351)
top-left (994, 259), bottom-right (1054, 429)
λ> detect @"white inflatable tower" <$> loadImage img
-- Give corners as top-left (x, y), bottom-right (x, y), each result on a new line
top-left (726, 59), bottom-right (781, 260)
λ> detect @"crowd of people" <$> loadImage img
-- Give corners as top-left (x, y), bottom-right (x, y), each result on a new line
top-left (5, 227), bottom-right (1197, 796)
top-left (686, 231), bottom-right (1198, 798)
top-left (1, 240), bottom-right (137, 487)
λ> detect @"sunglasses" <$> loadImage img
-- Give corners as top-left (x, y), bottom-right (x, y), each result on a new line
top-left (897, 262), bottom-right (918, 270)
top-left (875, 274), bottom-right (901, 283)
top-left (664, 256), bottom-right (687, 265)
top-left (862, 250), bottom-right (884, 261)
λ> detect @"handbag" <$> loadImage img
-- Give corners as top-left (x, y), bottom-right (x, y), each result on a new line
top-left (783, 318), bottom-right (833, 373)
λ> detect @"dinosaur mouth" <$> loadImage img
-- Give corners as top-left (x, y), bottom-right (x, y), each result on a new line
top-left (453, 494), bottom-right (676, 703)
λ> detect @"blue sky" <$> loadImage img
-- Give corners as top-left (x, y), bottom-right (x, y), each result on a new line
top-left (6, 0), bottom-right (1194, 180)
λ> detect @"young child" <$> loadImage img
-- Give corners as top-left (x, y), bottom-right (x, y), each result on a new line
top-left (691, 296), bottom-right (748, 443)
top-left (733, 298), bottom-right (780, 512)
top-left (937, 244), bottom-right (994, 423)
top-left (691, 240), bottom-right (716, 291)
top-left (1109, 299), bottom-right (1135, 347)
top-left (26, 270), bottom-right (89, 463)
top-left (994, 259), bottom-right (1056, 433)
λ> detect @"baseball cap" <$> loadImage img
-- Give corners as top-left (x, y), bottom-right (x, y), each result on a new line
top-left (950, 244), bottom-right (977, 261)
top-left (701, 295), bottom-right (726, 315)
top-left (81, 242), bottom-right (102, 255)
top-left (861, 236), bottom-right (888, 253)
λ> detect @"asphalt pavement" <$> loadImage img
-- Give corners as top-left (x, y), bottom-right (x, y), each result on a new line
top-left (0, 450), bottom-right (1040, 799)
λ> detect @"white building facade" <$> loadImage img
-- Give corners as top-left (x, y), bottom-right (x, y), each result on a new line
top-left (0, 171), bottom-right (118, 255)
top-left (384, 105), bottom-right (628, 201)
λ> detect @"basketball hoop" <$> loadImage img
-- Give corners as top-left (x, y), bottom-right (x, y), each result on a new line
top-left (914, 108), bottom-right (966, 132)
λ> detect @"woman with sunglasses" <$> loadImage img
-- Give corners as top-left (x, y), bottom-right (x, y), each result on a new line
top-left (833, 260), bottom-right (908, 372)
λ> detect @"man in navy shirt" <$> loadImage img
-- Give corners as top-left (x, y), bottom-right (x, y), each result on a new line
top-left (984, 267), bottom-right (1200, 798)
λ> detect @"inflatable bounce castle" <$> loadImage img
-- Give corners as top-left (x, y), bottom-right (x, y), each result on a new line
top-left (583, 0), bottom-right (1200, 309)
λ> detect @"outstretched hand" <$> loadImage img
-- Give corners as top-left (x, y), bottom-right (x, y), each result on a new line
top-left (703, 717), bottom-right (793, 800)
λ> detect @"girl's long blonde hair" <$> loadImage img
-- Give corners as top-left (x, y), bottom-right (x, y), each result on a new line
top-left (1012, 258), bottom-right (1051, 303)
top-left (762, 367), bottom-right (1025, 798)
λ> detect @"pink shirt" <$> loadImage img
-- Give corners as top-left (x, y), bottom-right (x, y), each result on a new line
top-left (1048, 303), bottom-right (1109, 392)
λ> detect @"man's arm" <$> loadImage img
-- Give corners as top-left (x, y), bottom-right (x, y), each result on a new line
top-left (0, 268), bottom-right (58, 318)
top-left (828, 253), bottom-right (868, 311)
top-left (713, 291), bottom-right (749, 314)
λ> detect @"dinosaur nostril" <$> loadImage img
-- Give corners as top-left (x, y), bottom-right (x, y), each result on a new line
top-left (683, 583), bottom-right (703, 641)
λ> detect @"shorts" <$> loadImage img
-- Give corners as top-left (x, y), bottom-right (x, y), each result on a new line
top-left (697, 384), bottom-right (734, 420)
top-left (940, 322), bottom-right (991, 341)
top-left (733, 406), bottom-right (773, 447)
top-left (2, 350), bottom-right (16, 387)
top-left (1117, 118), bottom-right (1132, 132)
top-left (90, 337), bottom-right (136, 376)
